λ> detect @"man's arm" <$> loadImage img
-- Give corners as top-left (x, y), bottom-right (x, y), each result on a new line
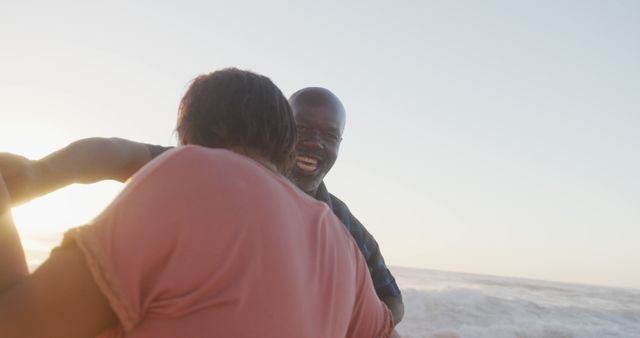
top-left (345, 211), bottom-right (404, 325)
top-left (382, 295), bottom-right (405, 326)
top-left (0, 137), bottom-right (165, 206)
top-left (328, 194), bottom-right (405, 325)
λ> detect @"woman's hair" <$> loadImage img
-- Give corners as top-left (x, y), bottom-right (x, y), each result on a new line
top-left (176, 68), bottom-right (296, 172)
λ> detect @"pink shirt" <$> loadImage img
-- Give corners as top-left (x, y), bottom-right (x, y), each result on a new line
top-left (64, 146), bottom-right (392, 337)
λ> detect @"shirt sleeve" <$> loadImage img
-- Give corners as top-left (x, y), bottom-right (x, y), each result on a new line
top-left (330, 195), bottom-right (403, 299)
top-left (146, 144), bottom-right (173, 159)
top-left (353, 216), bottom-right (402, 299)
top-left (59, 148), bottom-right (205, 331)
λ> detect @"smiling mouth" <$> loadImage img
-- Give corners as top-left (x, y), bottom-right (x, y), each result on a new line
top-left (295, 155), bottom-right (319, 173)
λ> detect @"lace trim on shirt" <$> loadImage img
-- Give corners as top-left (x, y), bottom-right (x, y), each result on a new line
top-left (65, 227), bottom-right (141, 331)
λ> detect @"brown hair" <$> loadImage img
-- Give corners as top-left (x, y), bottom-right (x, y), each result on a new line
top-left (176, 68), bottom-right (296, 172)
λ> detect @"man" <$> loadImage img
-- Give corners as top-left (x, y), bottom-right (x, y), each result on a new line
top-left (0, 87), bottom-right (404, 324)
top-left (288, 87), bottom-right (404, 323)
top-left (0, 68), bottom-right (395, 337)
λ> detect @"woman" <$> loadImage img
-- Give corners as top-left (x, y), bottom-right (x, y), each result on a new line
top-left (0, 68), bottom-right (394, 337)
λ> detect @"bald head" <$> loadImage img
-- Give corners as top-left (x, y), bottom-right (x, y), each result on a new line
top-left (289, 87), bottom-right (346, 133)
top-left (288, 87), bottom-right (347, 196)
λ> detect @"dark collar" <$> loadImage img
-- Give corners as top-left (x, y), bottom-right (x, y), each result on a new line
top-left (314, 181), bottom-right (333, 210)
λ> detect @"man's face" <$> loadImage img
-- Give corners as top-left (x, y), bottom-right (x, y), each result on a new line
top-left (289, 101), bottom-right (345, 196)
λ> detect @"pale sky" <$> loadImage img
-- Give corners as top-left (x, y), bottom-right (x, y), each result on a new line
top-left (1, 0), bottom-right (639, 289)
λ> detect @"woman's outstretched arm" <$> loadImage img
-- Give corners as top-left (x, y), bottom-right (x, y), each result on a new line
top-left (0, 137), bottom-right (161, 206)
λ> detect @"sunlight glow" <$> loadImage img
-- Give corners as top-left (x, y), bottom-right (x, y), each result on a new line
top-left (12, 182), bottom-right (123, 270)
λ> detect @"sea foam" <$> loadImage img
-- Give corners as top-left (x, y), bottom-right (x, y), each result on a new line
top-left (393, 267), bottom-right (640, 338)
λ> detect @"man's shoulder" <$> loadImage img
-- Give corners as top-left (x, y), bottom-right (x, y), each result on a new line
top-left (321, 186), bottom-right (403, 300)
top-left (325, 191), bottom-right (365, 233)
top-left (328, 192), bottom-right (349, 211)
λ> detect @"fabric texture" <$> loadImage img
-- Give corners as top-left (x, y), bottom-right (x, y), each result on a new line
top-left (64, 146), bottom-right (391, 337)
top-left (149, 145), bottom-right (402, 301)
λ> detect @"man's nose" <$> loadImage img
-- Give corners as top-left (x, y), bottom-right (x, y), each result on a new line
top-left (300, 130), bottom-right (324, 149)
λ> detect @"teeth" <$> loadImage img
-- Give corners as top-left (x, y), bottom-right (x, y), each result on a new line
top-left (296, 162), bottom-right (317, 172)
top-left (296, 156), bottom-right (318, 172)
top-left (297, 156), bottom-right (318, 166)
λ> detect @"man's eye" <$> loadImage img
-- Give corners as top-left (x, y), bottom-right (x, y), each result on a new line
top-left (323, 132), bottom-right (341, 143)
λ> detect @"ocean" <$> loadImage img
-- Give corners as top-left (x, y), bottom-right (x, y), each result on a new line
top-left (22, 235), bottom-right (640, 337)
top-left (392, 266), bottom-right (640, 338)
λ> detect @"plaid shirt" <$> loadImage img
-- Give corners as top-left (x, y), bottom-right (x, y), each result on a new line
top-left (315, 182), bottom-right (402, 300)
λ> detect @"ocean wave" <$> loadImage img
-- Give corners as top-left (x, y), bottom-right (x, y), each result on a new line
top-left (395, 287), bottom-right (640, 338)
